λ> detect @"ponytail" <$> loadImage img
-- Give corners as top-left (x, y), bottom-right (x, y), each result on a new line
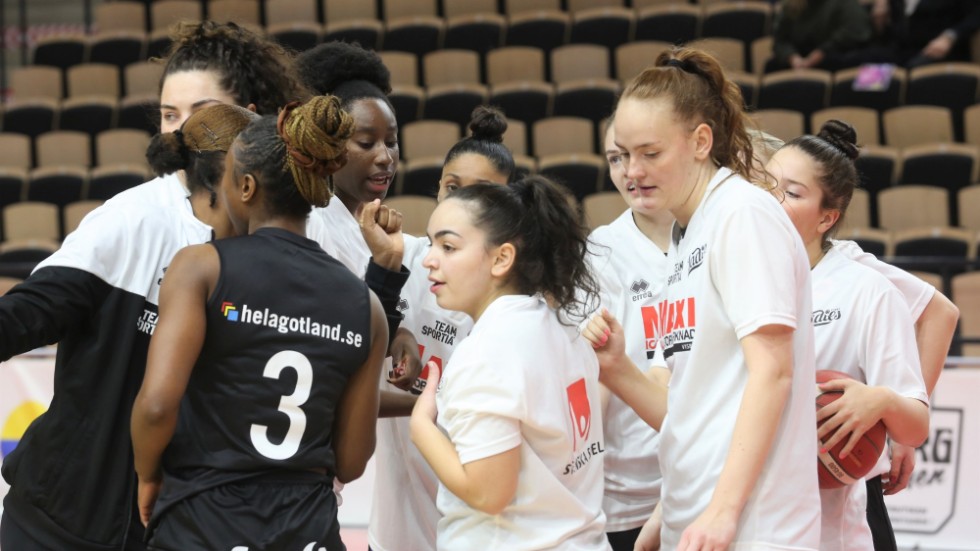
top-left (448, 175), bottom-right (599, 323)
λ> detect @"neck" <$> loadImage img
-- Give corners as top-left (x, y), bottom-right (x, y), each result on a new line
top-left (336, 189), bottom-right (359, 215)
top-left (248, 215), bottom-right (308, 237)
top-left (471, 283), bottom-right (521, 323)
top-left (631, 209), bottom-right (673, 252)
top-left (188, 191), bottom-right (226, 236)
top-left (671, 163), bottom-right (719, 228)
top-left (807, 238), bottom-right (827, 270)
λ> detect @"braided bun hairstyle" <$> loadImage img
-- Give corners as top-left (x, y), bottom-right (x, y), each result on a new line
top-left (783, 119), bottom-right (861, 243)
top-left (446, 175), bottom-right (599, 325)
top-left (160, 21), bottom-right (309, 117)
top-left (146, 103), bottom-right (259, 200)
top-left (443, 106), bottom-right (516, 182)
top-left (231, 95), bottom-right (354, 217)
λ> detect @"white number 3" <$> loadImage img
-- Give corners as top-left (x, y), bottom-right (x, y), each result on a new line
top-left (250, 350), bottom-right (312, 460)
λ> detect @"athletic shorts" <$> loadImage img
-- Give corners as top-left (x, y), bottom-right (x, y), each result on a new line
top-left (147, 474), bottom-right (345, 551)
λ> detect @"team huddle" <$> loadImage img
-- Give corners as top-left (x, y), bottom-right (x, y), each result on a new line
top-left (0, 20), bottom-right (957, 551)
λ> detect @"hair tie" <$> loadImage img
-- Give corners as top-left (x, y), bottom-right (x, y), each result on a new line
top-left (277, 101), bottom-right (330, 178)
top-left (665, 58), bottom-right (688, 71)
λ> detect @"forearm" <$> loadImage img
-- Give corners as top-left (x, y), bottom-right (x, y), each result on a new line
top-left (130, 398), bottom-right (178, 483)
top-left (603, 358), bottom-right (668, 431)
top-left (380, 389), bottom-right (417, 417)
top-left (915, 291), bottom-right (959, 396)
top-left (878, 390), bottom-right (930, 447)
top-left (364, 260), bottom-right (409, 347)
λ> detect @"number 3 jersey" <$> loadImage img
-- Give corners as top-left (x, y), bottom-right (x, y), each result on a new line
top-left (162, 228), bottom-right (372, 480)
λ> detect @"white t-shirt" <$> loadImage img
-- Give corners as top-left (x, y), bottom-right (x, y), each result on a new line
top-left (657, 168), bottom-right (821, 550)
top-left (103, 172), bottom-right (189, 211)
top-left (435, 295), bottom-right (609, 551)
top-left (368, 235), bottom-right (473, 551)
top-left (810, 248), bottom-right (928, 551)
top-left (831, 239), bottom-right (934, 321)
top-left (306, 197), bottom-right (372, 276)
top-left (588, 210), bottom-right (666, 531)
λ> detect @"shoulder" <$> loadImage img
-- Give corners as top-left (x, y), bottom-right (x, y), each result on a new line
top-left (105, 173), bottom-right (187, 209)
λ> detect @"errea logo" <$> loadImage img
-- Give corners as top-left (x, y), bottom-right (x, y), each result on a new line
top-left (630, 280), bottom-right (649, 294)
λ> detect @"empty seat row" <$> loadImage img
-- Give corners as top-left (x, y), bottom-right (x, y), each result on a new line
top-left (0, 129), bottom-right (151, 171)
top-left (1, 96), bottom-right (159, 139)
top-left (839, 185), bottom-right (980, 233)
top-left (0, 165), bottom-right (149, 219)
top-left (1, 200), bottom-right (103, 244)
top-left (12, 62), bottom-right (163, 102)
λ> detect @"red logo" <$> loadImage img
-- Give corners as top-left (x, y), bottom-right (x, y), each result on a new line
top-left (566, 378), bottom-right (591, 450)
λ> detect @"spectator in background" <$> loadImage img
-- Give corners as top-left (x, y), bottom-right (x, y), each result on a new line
top-left (868, 0), bottom-right (980, 67)
top-left (768, 0), bottom-right (873, 72)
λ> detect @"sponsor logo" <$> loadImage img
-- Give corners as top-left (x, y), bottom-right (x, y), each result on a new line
top-left (812, 308), bottom-right (842, 326)
top-left (420, 320), bottom-right (457, 346)
top-left (396, 298), bottom-right (409, 312)
top-left (157, 266), bottom-right (167, 286)
top-left (136, 309), bottom-right (159, 335)
top-left (223, 303), bottom-right (365, 347)
top-left (688, 244), bottom-right (706, 274)
top-left (667, 260), bottom-right (684, 285)
top-left (630, 280), bottom-right (649, 294)
top-left (563, 378), bottom-right (604, 475)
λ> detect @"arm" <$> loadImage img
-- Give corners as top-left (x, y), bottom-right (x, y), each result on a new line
top-left (379, 389), bottom-right (418, 418)
top-left (332, 290), bottom-right (388, 482)
top-left (410, 363), bottom-right (521, 515)
top-left (914, 290), bottom-right (958, 396)
top-left (582, 309), bottom-right (668, 431)
top-left (0, 267), bottom-right (110, 359)
top-left (386, 325), bottom-right (423, 392)
top-left (635, 500), bottom-right (664, 551)
top-left (360, 199), bottom-right (411, 348)
top-left (817, 380), bottom-right (929, 453)
top-left (131, 244), bottom-right (217, 525)
top-left (679, 324), bottom-right (794, 550)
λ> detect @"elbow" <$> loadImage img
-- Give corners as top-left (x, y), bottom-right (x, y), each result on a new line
top-left (334, 446), bottom-right (376, 484)
top-left (132, 395), bottom-right (175, 429)
top-left (468, 489), bottom-right (514, 516)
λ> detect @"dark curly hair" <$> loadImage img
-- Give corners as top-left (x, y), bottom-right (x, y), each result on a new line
top-left (294, 41), bottom-right (393, 111)
top-left (447, 176), bottom-right (599, 325)
top-left (444, 106), bottom-right (516, 182)
top-left (159, 21), bottom-right (310, 116)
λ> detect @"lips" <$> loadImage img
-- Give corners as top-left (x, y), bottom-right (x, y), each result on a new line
top-left (366, 172), bottom-right (392, 193)
top-left (428, 276), bottom-right (444, 294)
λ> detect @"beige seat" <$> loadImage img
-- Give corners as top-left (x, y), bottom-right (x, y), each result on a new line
top-left (0, 134), bottom-right (33, 171)
top-left (96, 129), bottom-right (152, 167)
top-left (150, 0), bottom-right (203, 31)
top-left (423, 50), bottom-right (481, 87)
top-left (63, 200), bottom-right (104, 236)
top-left (958, 185), bottom-right (980, 232)
top-left (401, 120), bottom-right (460, 161)
top-left (322, 0), bottom-right (377, 21)
top-left (533, 117), bottom-right (595, 157)
top-left (0, 276), bottom-right (23, 296)
top-left (10, 66), bottom-right (63, 102)
top-left (502, 119), bottom-right (528, 156)
top-left (689, 37), bottom-right (745, 73)
top-left (3, 202), bottom-right (60, 241)
top-left (909, 270), bottom-right (944, 291)
top-left (551, 44), bottom-right (611, 84)
top-left (383, 0), bottom-right (437, 21)
top-left (95, 1), bottom-right (147, 33)
top-left (380, 51), bottom-right (419, 87)
top-left (568, 0), bottom-right (624, 11)
top-left (751, 109), bottom-right (805, 143)
top-left (67, 63), bottom-right (121, 98)
top-left (443, 0), bottom-right (498, 17)
top-left (811, 107), bottom-right (880, 145)
top-left (209, 0), bottom-right (261, 25)
top-left (35, 131), bottom-right (91, 169)
top-left (486, 47), bottom-right (546, 87)
top-left (503, 0), bottom-right (560, 16)
top-left (124, 61), bottom-right (165, 97)
top-left (265, 0), bottom-right (319, 25)
top-left (878, 185), bottom-right (950, 231)
top-left (836, 188), bottom-right (871, 232)
top-left (965, 104), bottom-right (980, 147)
top-left (952, 271), bottom-right (980, 356)
top-left (883, 106), bottom-right (954, 148)
top-left (751, 34), bottom-right (774, 75)
top-left (834, 227), bottom-right (893, 256)
top-left (384, 195), bottom-right (438, 237)
top-left (583, 190), bottom-right (626, 230)
top-left (615, 41), bottom-right (673, 84)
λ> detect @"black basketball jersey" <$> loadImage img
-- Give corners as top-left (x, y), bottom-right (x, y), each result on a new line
top-left (163, 227), bottom-right (371, 476)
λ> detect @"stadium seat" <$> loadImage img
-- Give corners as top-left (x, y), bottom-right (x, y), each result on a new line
top-left (878, 185), bottom-right (949, 231)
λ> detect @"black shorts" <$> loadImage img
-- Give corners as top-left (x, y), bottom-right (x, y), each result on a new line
top-left (147, 476), bottom-right (345, 551)
top-left (865, 475), bottom-right (898, 551)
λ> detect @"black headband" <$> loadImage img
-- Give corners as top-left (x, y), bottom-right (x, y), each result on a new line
top-left (665, 58), bottom-right (694, 74)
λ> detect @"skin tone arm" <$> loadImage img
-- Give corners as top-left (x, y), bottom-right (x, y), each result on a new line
top-left (131, 244), bottom-right (218, 526)
top-left (333, 291), bottom-right (388, 482)
top-left (410, 363), bottom-right (521, 515)
top-left (678, 324), bottom-right (794, 551)
top-left (581, 309), bottom-right (668, 431)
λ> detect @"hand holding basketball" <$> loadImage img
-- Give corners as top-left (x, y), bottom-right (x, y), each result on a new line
top-left (816, 376), bottom-right (888, 458)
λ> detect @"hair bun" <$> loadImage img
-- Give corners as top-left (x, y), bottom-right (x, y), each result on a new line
top-left (296, 41), bottom-right (392, 95)
top-left (468, 106), bottom-right (507, 143)
top-left (145, 131), bottom-right (188, 176)
top-left (817, 120), bottom-right (859, 160)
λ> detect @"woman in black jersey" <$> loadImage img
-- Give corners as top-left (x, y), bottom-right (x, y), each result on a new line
top-left (132, 96), bottom-right (388, 551)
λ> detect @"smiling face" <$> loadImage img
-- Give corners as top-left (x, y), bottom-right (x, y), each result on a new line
top-left (422, 198), bottom-right (507, 320)
top-left (766, 146), bottom-right (839, 248)
top-left (613, 97), bottom-right (712, 225)
top-left (437, 152), bottom-right (509, 202)
top-left (331, 98), bottom-right (399, 213)
top-left (159, 70), bottom-right (238, 134)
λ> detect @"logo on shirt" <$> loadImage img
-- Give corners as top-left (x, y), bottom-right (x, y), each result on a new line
top-left (396, 298), bottom-right (409, 312)
top-left (157, 266), bottom-right (168, 286)
top-left (221, 302), bottom-right (239, 321)
top-left (136, 309), bottom-right (158, 335)
top-left (658, 297), bottom-right (697, 359)
top-left (812, 308), bottom-right (842, 327)
top-left (641, 306), bottom-right (661, 359)
top-left (563, 378), bottom-right (604, 475)
top-left (420, 319), bottom-right (457, 346)
top-left (688, 244), bottom-right (706, 274)
top-left (631, 279), bottom-right (654, 302)
top-left (667, 259), bottom-right (684, 285)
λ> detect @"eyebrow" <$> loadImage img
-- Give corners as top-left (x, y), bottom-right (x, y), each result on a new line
top-left (785, 178), bottom-right (809, 189)
top-left (159, 98), bottom-right (223, 111)
top-left (432, 230), bottom-right (461, 240)
top-left (614, 140), bottom-right (659, 150)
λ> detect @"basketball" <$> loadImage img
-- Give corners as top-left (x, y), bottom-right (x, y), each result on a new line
top-left (816, 370), bottom-right (887, 489)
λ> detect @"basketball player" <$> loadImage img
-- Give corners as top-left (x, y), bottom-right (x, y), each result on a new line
top-left (766, 120), bottom-right (929, 551)
top-left (585, 47), bottom-right (821, 550)
top-left (369, 105), bottom-right (515, 551)
top-left (589, 121), bottom-right (673, 550)
top-left (132, 96), bottom-right (387, 550)
top-left (0, 104), bottom-right (257, 550)
top-left (411, 176), bottom-right (609, 550)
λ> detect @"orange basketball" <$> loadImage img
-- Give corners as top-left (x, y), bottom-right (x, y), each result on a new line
top-left (816, 370), bottom-right (887, 489)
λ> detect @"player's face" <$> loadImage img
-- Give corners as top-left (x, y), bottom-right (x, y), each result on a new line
top-left (217, 144), bottom-right (249, 238)
top-left (422, 199), bottom-right (500, 320)
top-left (331, 98), bottom-right (399, 213)
top-left (767, 147), bottom-right (836, 247)
top-left (613, 98), bottom-right (710, 221)
top-left (159, 70), bottom-right (237, 134)
top-left (437, 152), bottom-right (509, 202)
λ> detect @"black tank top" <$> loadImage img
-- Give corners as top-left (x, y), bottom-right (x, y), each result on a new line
top-left (163, 227), bottom-right (371, 475)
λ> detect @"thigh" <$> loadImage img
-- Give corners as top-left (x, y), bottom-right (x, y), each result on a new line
top-left (1, 512), bottom-right (56, 551)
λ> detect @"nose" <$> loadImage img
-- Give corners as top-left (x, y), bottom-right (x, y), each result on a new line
top-left (422, 247), bottom-right (437, 269)
top-left (376, 143), bottom-right (395, 168)
top-left (624, 156), bottom-right (643, 181)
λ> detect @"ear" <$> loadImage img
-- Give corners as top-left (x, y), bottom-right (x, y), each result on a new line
top-left (490, 242), bottom-right (516, 279)
top-left (245, 103), bottom-right (258, 113)
top-left (692, 122), bottom-right (714, 162)
top-left (240, 173), bottom-right (258, 204)
top-left (817, 208), bottom-right (841, 235)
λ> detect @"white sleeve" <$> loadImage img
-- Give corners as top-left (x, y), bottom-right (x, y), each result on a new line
top-left (711, 203), bottom-right (803, 339)
top-left (439, 353), bottom-right (523, 465)
top-left (832, 240), bottom-right (934, 320)
top-left (34, 203), bottom-right (130, 282)
top-left (859, 285), bottom-right (929, 404)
